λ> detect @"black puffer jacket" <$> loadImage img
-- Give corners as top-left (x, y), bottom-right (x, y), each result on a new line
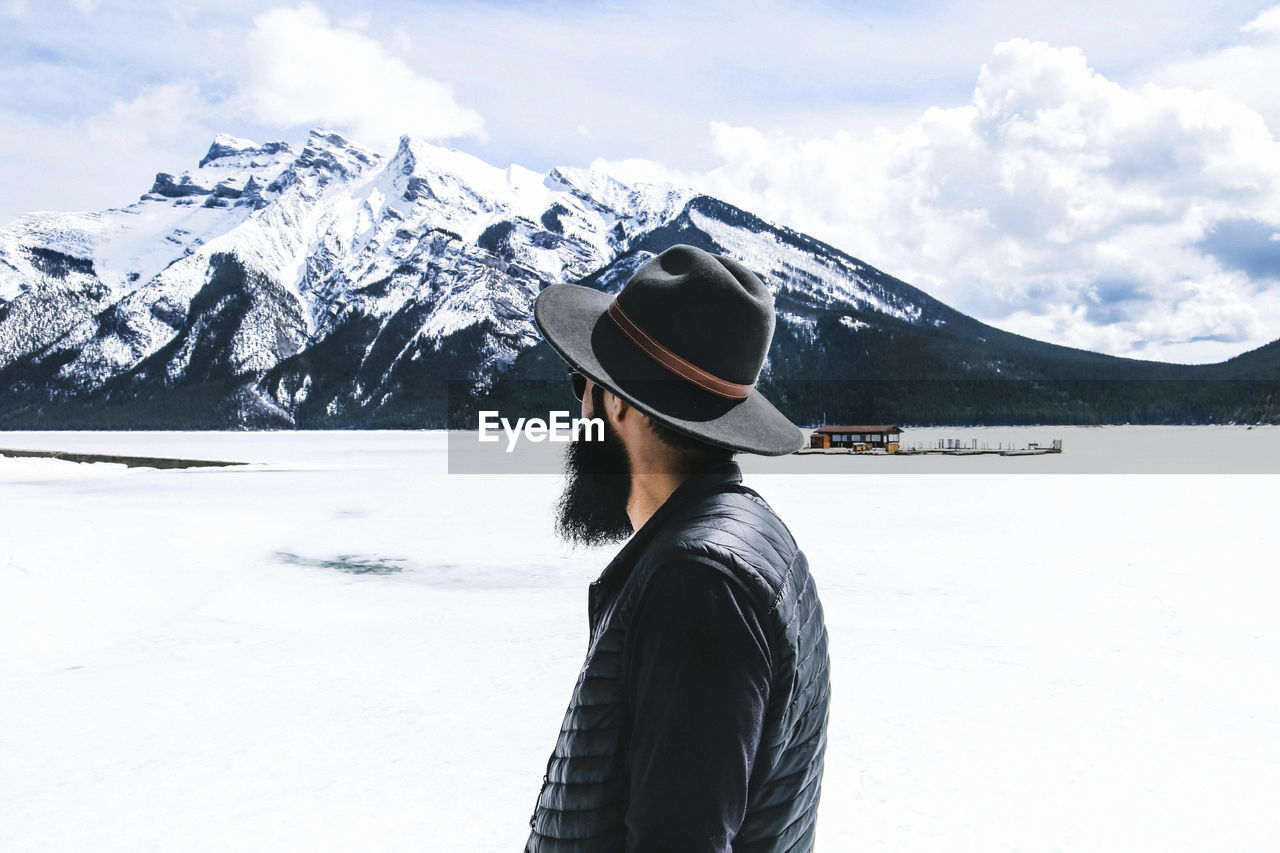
top-left (526, 462), bottom-right (831, 851)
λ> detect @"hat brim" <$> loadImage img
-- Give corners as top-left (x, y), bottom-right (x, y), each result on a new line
top-left (533, 284), bottom-right (805, 456)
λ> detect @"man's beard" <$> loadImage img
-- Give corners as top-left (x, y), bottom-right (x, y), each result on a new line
top-left (555, 400), bottom-right (633, 547)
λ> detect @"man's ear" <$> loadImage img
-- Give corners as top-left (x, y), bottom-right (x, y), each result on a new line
top-left (601, 388), bottom-right (633, 426)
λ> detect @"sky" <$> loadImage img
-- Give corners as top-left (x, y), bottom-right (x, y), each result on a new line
top-left (3, 0), bottom-right (1280, 364)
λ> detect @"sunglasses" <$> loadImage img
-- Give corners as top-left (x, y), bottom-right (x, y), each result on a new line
top-left (568, 369), bottom-right (589, 402)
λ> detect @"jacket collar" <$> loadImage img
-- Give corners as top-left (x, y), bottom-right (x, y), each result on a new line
top-left (588, 460), bottom-right (742, 627)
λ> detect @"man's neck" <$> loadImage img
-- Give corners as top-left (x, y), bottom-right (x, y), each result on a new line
top-left (625, 470), bottom-right (692, 533)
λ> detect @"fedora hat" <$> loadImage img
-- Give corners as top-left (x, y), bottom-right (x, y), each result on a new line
top-left (533, 244), bottom-right (804, 456)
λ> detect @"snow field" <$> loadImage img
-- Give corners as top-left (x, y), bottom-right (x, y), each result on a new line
top-left (1, 431), bottom-right (1277, 851)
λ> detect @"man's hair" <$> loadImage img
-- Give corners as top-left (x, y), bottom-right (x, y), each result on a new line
top-left (646, 414), bottom-right (736, 466)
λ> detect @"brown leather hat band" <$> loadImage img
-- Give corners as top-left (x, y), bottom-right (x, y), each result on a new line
top-left (606, 298), bottom-right (754, 400)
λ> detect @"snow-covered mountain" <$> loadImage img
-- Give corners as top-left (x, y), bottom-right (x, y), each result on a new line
top-left (1, 129), bottom-right (1276, 428)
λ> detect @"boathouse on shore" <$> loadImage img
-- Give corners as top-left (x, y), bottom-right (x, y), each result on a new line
top-left (808, 425), bottom-right (902, 453)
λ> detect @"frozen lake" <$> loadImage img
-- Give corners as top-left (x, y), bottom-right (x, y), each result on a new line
top-left (1, 429), bottom-right (1278, 851)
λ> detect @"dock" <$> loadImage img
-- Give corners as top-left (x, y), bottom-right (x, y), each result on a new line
top-left (798, 437), bottom-right (1063, 457)
top-left (895, 444), bottom-right (1063, 457)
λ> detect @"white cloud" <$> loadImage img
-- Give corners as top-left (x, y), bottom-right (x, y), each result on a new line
top-left (238, 3), bottom-right (485, 152)
top-left (1153, 3), bottom-right (1280, 137)
top-left (0, 82), bottom-right (220, 219)
top-left (1243, 4), bottom-right (1280, 34)
top-left (594, 37), bottom-right (1280, 363)
top-left (82, 81), bottom-right (212, 150)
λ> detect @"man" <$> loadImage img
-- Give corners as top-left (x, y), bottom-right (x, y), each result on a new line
top-left (525, 244), bottom-right (830, 852)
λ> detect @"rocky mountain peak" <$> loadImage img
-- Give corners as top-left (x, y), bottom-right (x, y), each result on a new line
top-left (197, 134), bottom-right (295, 169)
top-left (272, 129), bottom-right (382, 193)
